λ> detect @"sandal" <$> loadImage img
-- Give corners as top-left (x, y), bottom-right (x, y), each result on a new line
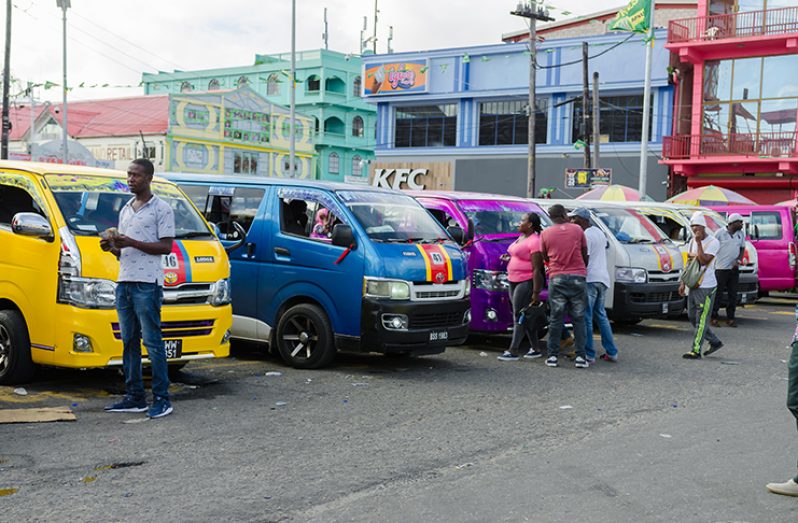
top-left (726, 320), bottom-right (737, 328)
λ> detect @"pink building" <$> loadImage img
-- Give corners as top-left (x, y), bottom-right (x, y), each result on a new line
top-left (662, 0), bottom-right (798, 203)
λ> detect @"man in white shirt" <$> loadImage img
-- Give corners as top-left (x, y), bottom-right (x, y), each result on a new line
top-left (680, 212), bottom-right (723, 359)
top-left (569, 208), bottom-right (618, 364)
top-left (711, 213), bottom-right (746, 327)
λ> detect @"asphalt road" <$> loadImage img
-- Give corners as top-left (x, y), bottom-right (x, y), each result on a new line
top-left (2, 297), bottom-right (798, 522)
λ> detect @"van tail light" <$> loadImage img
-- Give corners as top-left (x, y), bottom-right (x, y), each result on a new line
top-left (741, 248), bottom-right (750, 266)
top-left (790, 242), bottom-right (797, 269)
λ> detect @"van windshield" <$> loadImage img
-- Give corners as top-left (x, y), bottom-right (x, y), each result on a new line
top-left (45, 174), bottom-right (213, 238)
top-left (459, 200), bottom-right (551, 237)
top-left (338, 191), bottom-right (448, 242)
top-left (593, 207), bottom-right (667, 244)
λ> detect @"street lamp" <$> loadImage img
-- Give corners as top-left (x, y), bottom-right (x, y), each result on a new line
top-left (511, 1), bottom-right (553, 198)
top-left (56, 0), bottom-right (70, 164)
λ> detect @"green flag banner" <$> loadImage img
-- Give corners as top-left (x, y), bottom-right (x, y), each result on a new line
top-left (608, 0), bottom-right (651, 33)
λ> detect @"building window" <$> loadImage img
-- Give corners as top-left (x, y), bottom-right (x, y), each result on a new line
top-left (325, 76), bottom-right (346, 94)
top-left (479, 99), bottom-right (547, 146)
top-left (237, 76), bottom-right (249, 88)
top-left (352, 116), bottom-right (364, 137)
top-left (352, 155), bottom-right (363, 177)
top-left (329, 152), bottom-right (340, 174)
top-left (307, 75), bottom-right (321, 92)
top-left (180, 81), bottom-right (193, 93)
top-left (233, 151), bottom-right (259, 175)
top-left (208, 79), bottom-right (220, 91)
top-left (324, 116), bottom-right (345, 135)
top-left (395, 104), bottom-right (457, 148)
top-left (142, 145), bottom-right (156, 159)
top-left (313, 116), bottom-right (320, 134)
top-left (572, 95), bottom-right (653, 143)
top-left (353, 76), bottom-right (362, 97)
top-left (267, 74), bottom-right (280, 96)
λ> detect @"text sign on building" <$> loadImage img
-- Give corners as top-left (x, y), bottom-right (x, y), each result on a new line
top-left (372, 168), bottom-right (429, 190)
top-left (565, 168), bottom-right (612, 189)
top-left (363, 60), bottom-right (429, 96)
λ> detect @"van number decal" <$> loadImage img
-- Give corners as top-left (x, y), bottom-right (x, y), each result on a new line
top-left (162, 253), bottom-right (180, 269)
top-left (416, 245), bottom-right (454, 284)
top-left (430, 252), bottom-right (445, 265)
top-left (161, 242), bottom-right (192, 287)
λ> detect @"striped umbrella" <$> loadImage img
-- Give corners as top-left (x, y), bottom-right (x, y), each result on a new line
top-left (667, 185), bottom-right (755, 206)
top-left (576, 184), bottom-right (649, 202)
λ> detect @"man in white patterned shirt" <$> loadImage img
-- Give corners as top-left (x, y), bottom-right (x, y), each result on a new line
top-left (101, 158), bottom-right (176, 419)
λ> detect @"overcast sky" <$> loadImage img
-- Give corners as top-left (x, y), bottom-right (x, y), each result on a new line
top-left (2, 0), bottom-right (611, 102)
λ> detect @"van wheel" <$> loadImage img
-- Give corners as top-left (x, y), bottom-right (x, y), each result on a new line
top-left (276, 304), bottom-right (335, 369)
top-left (0, 310), bottom-right (36, 385)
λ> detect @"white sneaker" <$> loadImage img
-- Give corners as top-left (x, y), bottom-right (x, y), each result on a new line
top-left (545, 356), bottom-right (558, 367)
top-left (766, 478), bottom-right (798, 496)
top-left (574, 356), bottom-right (589, 369)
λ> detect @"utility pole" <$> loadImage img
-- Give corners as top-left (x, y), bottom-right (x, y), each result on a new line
top-left (1, 0), bottom-right (11, 160)
top-left (28, 82), bottom-right (36, 147)
top-left (372, 0), bottom-right (378, 54)
top-left (511, 1), bottom-right (554, 198)
top-left (592, 71), bottom-right (600, 169)
top-left (359, 16), bottom-right (367, 54)
top-left (387, 25), bottom-right (394, 54)
top-left (289, 0), bottom-right (296, 177)
top-left (581, 41), bottom-right (591, 169)
top-left (638, 0), bottom-right (655, 196)
top-left (57, 0), bottom-right (70, 164)
top-left (322, 7), bottom-right (328, 50)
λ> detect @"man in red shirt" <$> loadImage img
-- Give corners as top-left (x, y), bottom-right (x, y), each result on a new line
top-left (540, 204), bottom-right (589, 369)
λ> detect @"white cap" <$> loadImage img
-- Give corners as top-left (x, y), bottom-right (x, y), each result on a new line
top-left (728, 213), bottom-right (744, 223)
top-left (690, 211), bottom-right (706, 228)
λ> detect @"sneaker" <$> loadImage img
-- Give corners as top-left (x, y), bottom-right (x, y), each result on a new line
top-left (586, 357), bottom-right (596, 365)
top-left (704, 342), bottom-right (724, 356)
top-left (545, 356), bottom-right (558, 367)
top-left (574, 356), bottom-right (589, 369)
top-left (766, 479), bottom-right (798, 497)
top-left (497, 351), bottom-right (520, 362)
top-left (147, 396), bottom-right (173, 419)
top-left (682, 351), bottom-right (701, 360)
top-left (523, 349), bottom-right (544, 360)
top-left (104, 396), bottom-right (148, 413)
top-left (599, 353), bottom-right (618, 363)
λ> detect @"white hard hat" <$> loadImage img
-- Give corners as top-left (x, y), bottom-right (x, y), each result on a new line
top-left (690, 211), bottom-right (706, 228)
top-left (728, 213), bottom-right (744, 223)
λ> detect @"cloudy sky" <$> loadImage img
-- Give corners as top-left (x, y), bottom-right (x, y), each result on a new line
top-left (2, 0), bottom-right (608, 102)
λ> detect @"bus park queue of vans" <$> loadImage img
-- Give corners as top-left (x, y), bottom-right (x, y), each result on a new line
top-left (535, 200), bottom-right (685, 323)
top-left (631, 203), bottom-right (760, 308)
top-left (409, 191), bottom-right (551, 334)
top-left (166, 173), bottom-right (472, 369)
top-left (711, 205), bottom-right (796, 294)
top-left (0, 162), bottom-right (233, 385)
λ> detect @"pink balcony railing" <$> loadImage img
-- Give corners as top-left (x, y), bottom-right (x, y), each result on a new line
top-left (663, 132), bottom-right (798, 160)
top-left (668, 6), bottom-right (798, 43)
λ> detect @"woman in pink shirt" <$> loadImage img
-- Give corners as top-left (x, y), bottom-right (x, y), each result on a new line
top-left (498, 213), bottom-right (546, 361)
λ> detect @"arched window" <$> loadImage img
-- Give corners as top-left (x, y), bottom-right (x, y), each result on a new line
top-left (352, 116), bottom-right (364, 137)
top-left (324, 116), bottom-right (345, 135)
top-left (352, 76), bottom-right (362, 97)
top-left (352, 155), bottom-right (363, 177)
top-left (328, 152), bottom-right (340, 175)
top-left (267, 74), bottom-right (280, 96)
top-left (237, 76), bottom-right (249, 88)
top-left (180, 81), bottom-right (193, 93)
top-left (307, 75), bottom-right (321, 92)
top-left (325, 76), bottom-right (345, 94)
top-left (208, 79), bottom-right (220, 91)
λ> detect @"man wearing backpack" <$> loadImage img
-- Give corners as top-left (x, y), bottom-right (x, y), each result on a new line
top-left (680, 212), bottom-right (724, 360)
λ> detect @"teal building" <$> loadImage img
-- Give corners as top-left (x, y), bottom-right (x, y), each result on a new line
top-left (142, 50), bottom-right (375, 183)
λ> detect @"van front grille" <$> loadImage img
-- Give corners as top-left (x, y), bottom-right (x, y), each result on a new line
top-left (112, 319), bottom-right (215, 340)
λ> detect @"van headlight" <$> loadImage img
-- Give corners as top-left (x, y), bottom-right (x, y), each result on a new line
top-left (209, 278), bottom-right (231, 306)
top-left (615, 267), bottom-right (647, 284)
top-left (57, 277), bottom-right (117, 309)
top-left (364, 278), bottom-right (410, 300)
top-left (472, 270), bottom-right (509, 291)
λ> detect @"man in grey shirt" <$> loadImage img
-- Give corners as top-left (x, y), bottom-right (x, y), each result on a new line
top-left (101, 158), bottom-right (176, 419)
top-left (711, 213), bottom-right (746, 328)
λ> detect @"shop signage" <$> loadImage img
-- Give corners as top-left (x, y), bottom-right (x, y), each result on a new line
top-left (565, 168), bottom-right (612, 189)
top-left (363, 60), bottom-right (429, 96)
top-left (372, 168), bottom-right (429, 190)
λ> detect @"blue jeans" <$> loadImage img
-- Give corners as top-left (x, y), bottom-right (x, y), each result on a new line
top-left (546, 275), bottom-right (587, 358)
top-left (585, 282), bottom-right (618, 360)
top-left (115, 282), bottom-right (169, 399)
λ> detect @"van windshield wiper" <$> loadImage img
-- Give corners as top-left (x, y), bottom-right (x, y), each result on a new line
top-left (627, 238), bottom-right (654, 244)
top-left (175, 231), bottom-right (214, 239)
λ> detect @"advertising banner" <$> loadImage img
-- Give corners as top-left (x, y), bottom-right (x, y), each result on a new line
top-left (565, 168), bottom-right (612, 189)
top-left (363, 60), bottom-right (428, 96)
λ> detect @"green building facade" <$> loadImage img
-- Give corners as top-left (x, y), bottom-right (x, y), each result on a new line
top-left (142, 49), bottom-right (375, 183)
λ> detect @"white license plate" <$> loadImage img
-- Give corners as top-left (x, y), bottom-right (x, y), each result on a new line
top-left (741, 294), bottom-right (748, 304)
top-left (429, 331), bottom-right (448, 342)
top-left (164, 339), bottom-right (183, 359)
top-left (662, 303), bottom-right (669, 314)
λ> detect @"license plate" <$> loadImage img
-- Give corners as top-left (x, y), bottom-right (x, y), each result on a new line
top-left (164, 339), bottom-right (183, 359)
top-left (429, 331), bottom-right (448, 342)
top-left (662, 303), bottom-right (669, 314)
top-left (741, 294), bottom-right (748, 304)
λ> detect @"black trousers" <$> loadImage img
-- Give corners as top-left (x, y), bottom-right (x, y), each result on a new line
top-left (508, 280), bottom-right (546, 354)
top-left (712, 268), bottom-right (739, 321)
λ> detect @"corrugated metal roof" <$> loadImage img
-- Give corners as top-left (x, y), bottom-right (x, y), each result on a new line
top-left (49, 95), bottom-right (169, 138)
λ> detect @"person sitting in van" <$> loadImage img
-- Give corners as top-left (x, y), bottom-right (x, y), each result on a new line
top-left (310, 207), bottom-right (334, 240)
top-left (283, 199), bottom-right (309, 236)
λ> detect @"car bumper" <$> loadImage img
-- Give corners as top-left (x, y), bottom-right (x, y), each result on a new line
top-left (610, 282), bottom-right (684, 319)
top-left (717, 271), bottom-right (759, 306)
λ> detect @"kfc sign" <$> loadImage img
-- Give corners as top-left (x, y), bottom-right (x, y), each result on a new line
top-left (372, 168), bottom-right (429, 190)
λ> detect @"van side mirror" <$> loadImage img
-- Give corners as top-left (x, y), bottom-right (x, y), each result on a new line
top-left (332, 224), bottom-right (356, 249)
top-left (223, 221), bottom-right (248, 253)
top-left (11, 212), bottom-right (53, 241)
top-left (753, 224), bottom-right (760, 240)
top-left (466, 218), bottom-right (476, 242)
top-left (447, 226), bottom-right (466, 246)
